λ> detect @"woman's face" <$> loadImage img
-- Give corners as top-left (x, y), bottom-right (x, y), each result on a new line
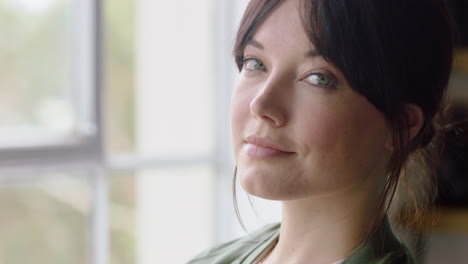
top-left (231, 0), bottom-right (393, 201)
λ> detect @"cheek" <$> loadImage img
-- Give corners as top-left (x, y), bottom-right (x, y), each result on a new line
top-left (296, 96), bottom-right (390, 180)
top-left (295, 101), bottom-right (349, 151)
top-left (304, 108), bottom-right (384, 146)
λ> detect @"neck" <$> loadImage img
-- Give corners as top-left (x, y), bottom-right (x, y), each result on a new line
top-left (268, 178), bottom-right (382, 264)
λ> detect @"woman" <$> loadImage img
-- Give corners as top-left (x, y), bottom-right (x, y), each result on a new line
top-left (189, 0), bottom-right (453, 263)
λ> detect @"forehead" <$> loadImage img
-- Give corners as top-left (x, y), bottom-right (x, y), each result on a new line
top-left (249, 0), bottom-right (313, 54)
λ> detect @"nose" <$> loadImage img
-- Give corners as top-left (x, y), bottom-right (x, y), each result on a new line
top-left (249, 74), bottom-right (289, 127)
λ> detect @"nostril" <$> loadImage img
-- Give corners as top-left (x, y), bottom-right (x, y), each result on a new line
top-left (261, 114), bottom-right (278, 125)
top-left (250, 96), bottom-right (286, 127)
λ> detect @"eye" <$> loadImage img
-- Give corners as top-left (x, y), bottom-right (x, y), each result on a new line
top-left (242, 57), bottom-right (267, 72)
top-left (303, 72), bottom-right (336, 88)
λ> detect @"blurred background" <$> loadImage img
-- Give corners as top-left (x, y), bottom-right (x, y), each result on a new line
top-left (0, 0), bottom-right (466, 263)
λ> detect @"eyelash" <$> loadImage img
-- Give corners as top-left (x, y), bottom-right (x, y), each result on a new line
top-left (241, 56), bottom-right (337, 89)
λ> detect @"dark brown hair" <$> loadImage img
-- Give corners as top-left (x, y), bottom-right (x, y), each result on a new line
top-left (232, 0), bottom-right (454, 234)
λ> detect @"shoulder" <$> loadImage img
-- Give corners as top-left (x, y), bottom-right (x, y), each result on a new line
top-left (380, 245), bottom-right (417, 264)
top-left (187, 223), bottom-right (280, 264)
top-left (343, 218), bottom-right (418, 264)
top-left (344, 239), bottom-right (417, 264)
top-left (377, 251), bottom-right (416, 264)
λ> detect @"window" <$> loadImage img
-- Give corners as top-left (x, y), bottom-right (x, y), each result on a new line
top-left (0, 0), bottom-right (261, 263)
top-left (0, 1), bottom-right (99, 264)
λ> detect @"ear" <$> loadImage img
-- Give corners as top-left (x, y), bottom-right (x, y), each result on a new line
top-left (385, 104), bottom-right (425, 151)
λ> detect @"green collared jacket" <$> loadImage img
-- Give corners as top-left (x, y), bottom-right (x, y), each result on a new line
top-left (187, 218), bottom-right (416, 264)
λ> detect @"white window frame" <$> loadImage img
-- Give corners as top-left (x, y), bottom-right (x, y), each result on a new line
top-left (0, 0), bottom-right (103, 171)
top-left (0, 1), bottom-right (108, 264)
top-left (0, 0), bottom-right (250, 263)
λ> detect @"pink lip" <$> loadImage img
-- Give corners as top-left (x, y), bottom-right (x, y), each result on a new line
top-left (243, 135), bottom-right (295, 159)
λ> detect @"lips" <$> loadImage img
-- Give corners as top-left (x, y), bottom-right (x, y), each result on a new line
top-left (243, 135), bottom-right (295, 159)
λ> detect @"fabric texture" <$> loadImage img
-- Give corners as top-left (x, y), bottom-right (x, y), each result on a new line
top-left (187, 217), bottom-right (416, 264)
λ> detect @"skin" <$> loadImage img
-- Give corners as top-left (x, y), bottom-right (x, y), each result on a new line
top-left (230, 0), bottom-right (424, 263)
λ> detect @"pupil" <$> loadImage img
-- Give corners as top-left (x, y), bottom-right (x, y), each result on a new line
top-left (319, 76), bottom-right (328, 84)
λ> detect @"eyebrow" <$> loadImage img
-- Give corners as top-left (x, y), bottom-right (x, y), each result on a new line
top-left (305, 50), bottom-right (320, 57)
top-left (246, 38), bottom-right (321, 58)
top-left (246, 39), bottom-right (264, 50)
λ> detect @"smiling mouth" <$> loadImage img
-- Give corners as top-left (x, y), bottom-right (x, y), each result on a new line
top-left (243, 143), bottom-right (295, 159)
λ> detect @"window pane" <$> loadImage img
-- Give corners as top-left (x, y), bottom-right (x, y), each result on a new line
top-left (109, 170), bottom-right (137, 264)
top-left (135, 0), bottom-right (215, 158)
top-left (0, 172), bottom-right (91, 264)
top-left (0, 0), bottom-right (87, 145)
top-left (109, 165), bottom-right (215, 264)
top-left (104, 0), bottom-right (136, 154)
top-left (105, 0), bottom-right (217, 157)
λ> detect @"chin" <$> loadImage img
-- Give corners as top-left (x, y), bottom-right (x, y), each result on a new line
top-left (238, 166), bottom-right (306, 201)
top-left (238, 167), bottom-right (274, 198)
